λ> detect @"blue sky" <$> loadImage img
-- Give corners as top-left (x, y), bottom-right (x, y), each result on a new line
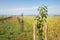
top-left (0, 0), bottom-right (60, 16)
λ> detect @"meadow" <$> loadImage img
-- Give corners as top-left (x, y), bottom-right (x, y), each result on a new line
top-left (0, 16), bottom-right (60, 40)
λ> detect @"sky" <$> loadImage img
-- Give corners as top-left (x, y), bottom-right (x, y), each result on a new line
top-left (0, 0), bottom-right (60, 16)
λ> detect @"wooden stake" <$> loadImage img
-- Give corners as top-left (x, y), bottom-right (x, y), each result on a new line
top-left (33, 23), bottom-right (36, 40)
top-left (45, 22), bottom-right (48, 40)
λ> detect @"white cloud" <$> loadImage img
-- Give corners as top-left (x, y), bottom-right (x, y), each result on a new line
top-left (48, 5), bottom-right (60, 15)
top-left (0, 7), bottom-right (38, 15)
top-left (0, 5), bottom-right (60, 16)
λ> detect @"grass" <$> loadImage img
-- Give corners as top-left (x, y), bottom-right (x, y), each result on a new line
top-left (0, 16), bottom-right (60, 40)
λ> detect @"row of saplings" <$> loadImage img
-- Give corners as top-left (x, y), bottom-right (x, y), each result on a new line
top-left (17, 5), bottom-right (48, 40)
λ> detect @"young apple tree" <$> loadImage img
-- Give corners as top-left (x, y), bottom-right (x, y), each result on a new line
top-left (35, 5), bottom-right (48, 40)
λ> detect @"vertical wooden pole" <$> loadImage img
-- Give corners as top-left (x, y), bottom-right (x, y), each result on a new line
top-left (17, 16), bottom-right (24, 32)
top-left (33, 23), bottom-right (36, 40)
top-left (45, 22), bottom-right (48, 40)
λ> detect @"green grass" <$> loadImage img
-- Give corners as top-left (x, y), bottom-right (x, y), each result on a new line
top-left (0, 17), bottom-right (20, 40)
top-left (0, 16), bottom-right (60, 40)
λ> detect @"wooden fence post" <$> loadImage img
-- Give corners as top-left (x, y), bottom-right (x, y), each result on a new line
top-left (17, 16), bottom-right (24, 32)
top-left (45, 22), bottom-right (48, 40)
top-left (33, 23), bottom-right (37, 40)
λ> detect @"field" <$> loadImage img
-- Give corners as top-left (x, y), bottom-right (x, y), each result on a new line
top-left (0, 16), bottom-right (60, 40)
